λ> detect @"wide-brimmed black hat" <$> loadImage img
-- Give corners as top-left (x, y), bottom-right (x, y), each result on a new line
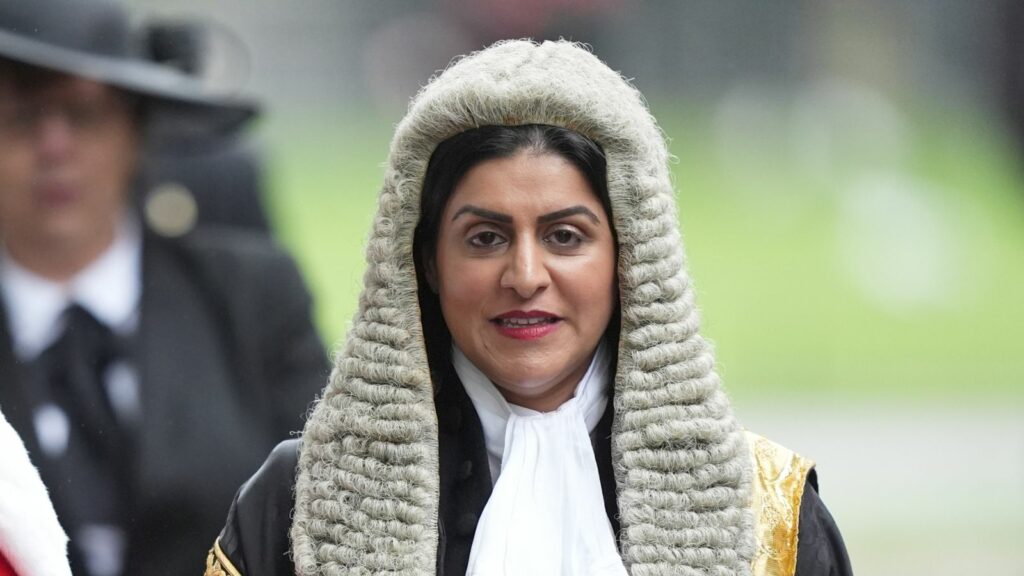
top-left (0, 0), bottom-right (259, 135)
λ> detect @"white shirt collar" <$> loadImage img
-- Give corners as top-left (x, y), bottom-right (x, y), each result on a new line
top-left (1, 216), bottom-right (142, 360)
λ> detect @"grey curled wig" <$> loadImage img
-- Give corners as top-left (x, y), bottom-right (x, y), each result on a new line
top-left (291, 40), bottom-right (755, 575)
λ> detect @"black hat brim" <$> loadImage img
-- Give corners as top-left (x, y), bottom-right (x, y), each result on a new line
top-left (0, 28), bottom-right (258, 134)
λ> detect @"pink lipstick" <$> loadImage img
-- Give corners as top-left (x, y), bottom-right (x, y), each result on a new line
top-left (492, 310), bottom-right (561, 340)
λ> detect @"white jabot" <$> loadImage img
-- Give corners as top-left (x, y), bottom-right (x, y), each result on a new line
top-left (0, 215), bottom-right (142, 360)
top-left (455, 342), bottom-right (627, 576)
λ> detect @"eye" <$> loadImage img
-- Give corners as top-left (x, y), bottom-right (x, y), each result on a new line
top-left (0, 105), bottom-right (37, 134)
top-left (545, 227), bottom-right (584, 249)
top-left (468, 230), bottom-right (507, 248)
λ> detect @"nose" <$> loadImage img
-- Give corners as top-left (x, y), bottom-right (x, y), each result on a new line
top-left (35, 112), bottom-right (75, 161)
top-left (500, 238), bottom-right (551, 299)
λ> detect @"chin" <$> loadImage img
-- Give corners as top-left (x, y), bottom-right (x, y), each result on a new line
top-left (36, 221), bottom-right (90, 246)
top-left (492, 376), bottom-right (558, 400)
top-left (490, 360), bottom-right (566, 390)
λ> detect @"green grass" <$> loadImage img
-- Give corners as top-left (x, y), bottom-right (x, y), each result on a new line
top-left (260, 104), bottom-right (1024, 403)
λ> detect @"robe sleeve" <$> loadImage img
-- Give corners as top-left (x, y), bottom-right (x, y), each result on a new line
top-left (206, 440), bottom-right (299, 576)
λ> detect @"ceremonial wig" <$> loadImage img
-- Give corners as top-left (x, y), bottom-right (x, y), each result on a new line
top-left (293, 40), bottom-right (754, 575)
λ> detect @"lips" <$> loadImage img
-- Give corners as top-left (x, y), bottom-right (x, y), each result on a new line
top-left (491, 310), bottom-right (562, 340)
top-left (35, 182), bottom-right (80, 207)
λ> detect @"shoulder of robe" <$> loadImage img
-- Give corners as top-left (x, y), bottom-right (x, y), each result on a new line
top-left (745, 430), bottom-right (816, 576)
top-left (206, 439), bottom-right (300, 576)
top-left (206, 540), bottom-right (240, 576)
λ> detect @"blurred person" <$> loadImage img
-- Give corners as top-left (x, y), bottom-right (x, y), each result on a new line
top-left (0, 407), bottom-right (72, 576)
top-left (0, 1), bottom-right (328, 575)
top-left (206, 41), bottom-right (851, 576)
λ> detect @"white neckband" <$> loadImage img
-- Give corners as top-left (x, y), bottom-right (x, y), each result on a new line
top-left (455, 342), bottom-right (627, 576)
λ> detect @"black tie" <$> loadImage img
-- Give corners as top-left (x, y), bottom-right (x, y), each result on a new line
top-left (28, 304), bottom-right (133, 576)
top-left (40, 304), bottom-right (127, 457)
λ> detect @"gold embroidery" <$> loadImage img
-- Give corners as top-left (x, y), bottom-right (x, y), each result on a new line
top-left (205, 538), bottom-right (242, 576)
top-left (746, 431), bottom-right (815, 576)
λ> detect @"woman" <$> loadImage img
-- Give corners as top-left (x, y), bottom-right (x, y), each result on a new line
top-left (207, 40), bottom-right (852, 576)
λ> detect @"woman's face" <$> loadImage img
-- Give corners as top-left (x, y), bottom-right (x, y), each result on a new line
top-left (432, 151), bottom-right (617, 412)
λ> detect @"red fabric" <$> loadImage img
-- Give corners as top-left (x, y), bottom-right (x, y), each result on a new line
top-left (0, 550), bottom-right (17, 576)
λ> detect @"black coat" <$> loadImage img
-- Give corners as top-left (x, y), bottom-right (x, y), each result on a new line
top-left (214, 364), bottom-right (853, 576)
top-left (0, 227), bottom-right (329, 576)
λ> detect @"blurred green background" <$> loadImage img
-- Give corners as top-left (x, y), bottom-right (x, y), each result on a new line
top-left (131, 1), bottom-right (1024, 573)
top-left (265, 105), bottom-right (1024, 404)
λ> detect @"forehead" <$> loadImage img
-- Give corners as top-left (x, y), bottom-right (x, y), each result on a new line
top-left (0, 62), bottom-right (121, 101)
top-left (445, 151), bottom-right (601, 216)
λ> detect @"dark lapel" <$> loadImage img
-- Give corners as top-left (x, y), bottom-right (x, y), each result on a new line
top-left (119, 231), bottom-right (292, 573)
top-left (436, 364), bottom-right (492, 576)
top-left (135, 233), bottom-right (230, 484)
top-left (592, 393), bottom-right (620, 537)
top-left (131, 232), bottom-right (272, 500)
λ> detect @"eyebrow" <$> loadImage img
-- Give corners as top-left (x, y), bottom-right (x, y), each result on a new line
top-left (451, 205), bottom-right (512, 223)
top-left (537, 206), bottom-right (601, 225)
top-left (451, 204), bottom-right (601, 225)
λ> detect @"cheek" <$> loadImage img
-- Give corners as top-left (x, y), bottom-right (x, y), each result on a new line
top-left (570, 264), bottom-right (616, 311)
top-left (0, 151), bottom-right (32, 185)
top-left (89, 125), bottom-right (138, 190)
top-left (565, 244), bottom-right (618, 324)
top-left (436, 256), bottom-right (496, 323)
top-left (0, 156), bottom-right (32, 216)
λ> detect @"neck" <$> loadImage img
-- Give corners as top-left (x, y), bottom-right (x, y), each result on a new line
top-left (455, 343), bottom-right (607, 414)
top-left (498, 367), bottom-right (587, 412)
top-left (2, 227), bottom-right (117, 282)
top-left (503, 346), bottom-right (605, 413)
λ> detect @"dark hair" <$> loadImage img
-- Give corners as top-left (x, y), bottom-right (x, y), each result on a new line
top-left (412, 124), bottom-right (619, 385)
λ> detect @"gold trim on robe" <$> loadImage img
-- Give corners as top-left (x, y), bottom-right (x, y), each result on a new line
top-left (746, 431), bottom-right (816, 576)
top-left (202, 433), bottom-right (814, 576)
top-left (205, 538), bottom-right (242, 576)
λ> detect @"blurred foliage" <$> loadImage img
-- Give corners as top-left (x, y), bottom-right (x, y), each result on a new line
top-left (262, 103), bottom-right (1024, 403)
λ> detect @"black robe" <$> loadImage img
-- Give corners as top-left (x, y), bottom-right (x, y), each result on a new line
top-left (214, 369), bottom-right (852, 576)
